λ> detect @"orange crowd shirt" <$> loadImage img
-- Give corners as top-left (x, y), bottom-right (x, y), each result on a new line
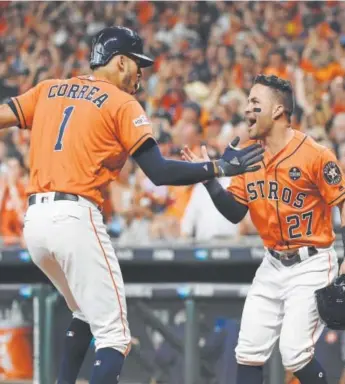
top-left (300, 59), bottom-right (345, 83)
top-left (0, 181), bottom-right (27, 245)
top-left (228, 131), bottom-right (345, 250)
top-left (11, 75), bottom-right (155, 207)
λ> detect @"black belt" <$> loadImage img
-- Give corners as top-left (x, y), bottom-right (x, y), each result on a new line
top-left (28, 192), bottom-right (79, 206)
top-left (268, 246), bottom-right (318, 267)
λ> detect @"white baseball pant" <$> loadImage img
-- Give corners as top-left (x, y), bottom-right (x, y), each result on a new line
top-left (235, 247), bottom-right (338, 372)
top-left (23, 192), bottom-right (131, 356)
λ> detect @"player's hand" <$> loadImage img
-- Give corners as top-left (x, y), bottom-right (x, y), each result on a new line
top-left (181, 145), bottom-right (217, 184)
top-left (213, 136), bottom-right (264, 177)
top-left (181, 145), bottom-right (210, 163)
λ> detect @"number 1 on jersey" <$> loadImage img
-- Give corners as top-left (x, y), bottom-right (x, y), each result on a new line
top-left (54, 106), bottom-right (74, 151)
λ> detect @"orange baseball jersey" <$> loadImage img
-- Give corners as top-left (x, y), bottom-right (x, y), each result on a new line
top-left (11, 75), bottom-right (155, 207)
top-left (228, 130), bottom-right (345, 250)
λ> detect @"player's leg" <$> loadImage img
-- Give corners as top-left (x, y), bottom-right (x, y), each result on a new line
top-left (235, 254), bottom-right (284, 384)
top-left (23, 205), bottom-right (93, 384)
top-left (33, 261), bottom-right (92, 384)
top-left (57, 315), bottom-right (93, 384)
top-left (48, 200), bottom-right (131, 383)
top-left (24, 242), bottom-right (93, 384)
top-left (279, 249), bottom-right (338, 384)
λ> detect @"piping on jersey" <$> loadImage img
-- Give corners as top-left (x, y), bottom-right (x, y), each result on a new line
top-left (274, 136), bottom-right (307, 249)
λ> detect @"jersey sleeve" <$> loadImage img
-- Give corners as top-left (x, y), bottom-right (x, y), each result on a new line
top-left (11, 82), bottom-right (43, 129)
top-left (227, 174), bottom-right (248, 206)
top-left (314, 148), bottom-right (345, 206)
top-left (115, 100), bottom-right (155, 155)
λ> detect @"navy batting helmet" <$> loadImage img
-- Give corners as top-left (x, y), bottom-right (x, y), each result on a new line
top-left (90, 26), bottom-right (154, 70)
top-left (315, 274), bottom-right (345, 330)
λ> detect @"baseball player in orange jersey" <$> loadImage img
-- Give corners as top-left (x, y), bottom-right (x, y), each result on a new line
top-left (0, 26), bottom-right (264, 384)
top-left (182, 74), bottom-right (345, 384)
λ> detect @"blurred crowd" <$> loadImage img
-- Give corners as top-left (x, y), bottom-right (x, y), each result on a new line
top-left (1, 1), bottom-right (345, 247)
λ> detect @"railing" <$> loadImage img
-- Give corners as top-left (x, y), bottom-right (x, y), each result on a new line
top-left (0, 283), bottom-right (289, 384)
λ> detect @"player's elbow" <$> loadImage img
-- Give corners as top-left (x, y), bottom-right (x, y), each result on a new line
top-left (232, 211), bottom-right (248, 224)
top-left (229, 217), bottom-right (242, 225)
top-left (149, 174), bottom-right (166, 186)
top-left (216, 205), bottom-right (247, 225)
top-left (223, 214), bottom-right (243, 225)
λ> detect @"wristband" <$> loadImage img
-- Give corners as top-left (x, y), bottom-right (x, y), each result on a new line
top-left (212, 161), bottom-right (220, 177)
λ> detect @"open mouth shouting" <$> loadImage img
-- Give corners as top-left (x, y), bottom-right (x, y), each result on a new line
top-left (247, 117), bottom-right (257, 130)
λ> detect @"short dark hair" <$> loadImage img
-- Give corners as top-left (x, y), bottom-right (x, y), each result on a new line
top-left (254, 74), bottom-right (294, 121)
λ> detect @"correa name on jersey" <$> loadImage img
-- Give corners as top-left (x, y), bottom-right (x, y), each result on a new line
top-left (47, 83), bottom-right (109, 108)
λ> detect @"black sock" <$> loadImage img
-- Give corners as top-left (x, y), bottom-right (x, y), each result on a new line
top-left (89, 348), bottom-right (125, 384)
top-left (294, 358), bottom-right (328, 384)
top-left (236, 364), bottom-right (263, 384)
top-left (57, 318), bottom-right (93, 384)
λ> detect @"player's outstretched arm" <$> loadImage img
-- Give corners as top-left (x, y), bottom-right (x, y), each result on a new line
top-left (0, 103), bottom-right (20, 129)
top-left (181, 144), bottom-right (248, 224)
top-left (132, 138), bottom-right (264, 187)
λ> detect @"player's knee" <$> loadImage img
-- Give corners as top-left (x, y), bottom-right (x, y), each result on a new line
top-left (72, 310), bottom-right (88, 323)
top-left (64, 301), bottom-right (77, 313)
top-left (63, 294), bottom-right (80, 314)
top-left (235, 346), bottom-right (267, 366)
top-left (96, 341), bottom-right (131, 358)
top-left (95, 334), bottom-right (132, 357)
top-left (279, 343), bottom-right (312, 372)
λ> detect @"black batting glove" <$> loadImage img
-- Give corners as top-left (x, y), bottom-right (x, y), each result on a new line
top-left (212, 137), bottom-right (264, 177)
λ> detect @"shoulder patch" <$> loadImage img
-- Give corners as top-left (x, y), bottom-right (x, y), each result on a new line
top-left (323, 161), bottom-right (342, 185)
top-left (133, 114), bottom-right (150, 127)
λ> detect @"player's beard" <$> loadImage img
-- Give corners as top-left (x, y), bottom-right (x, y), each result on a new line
top-left (249, 119), bottom-right (272, 140)
top-left (123, 71), bottom-right (133, 94)
top-left (123, 71), bottom-right (140, 95)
